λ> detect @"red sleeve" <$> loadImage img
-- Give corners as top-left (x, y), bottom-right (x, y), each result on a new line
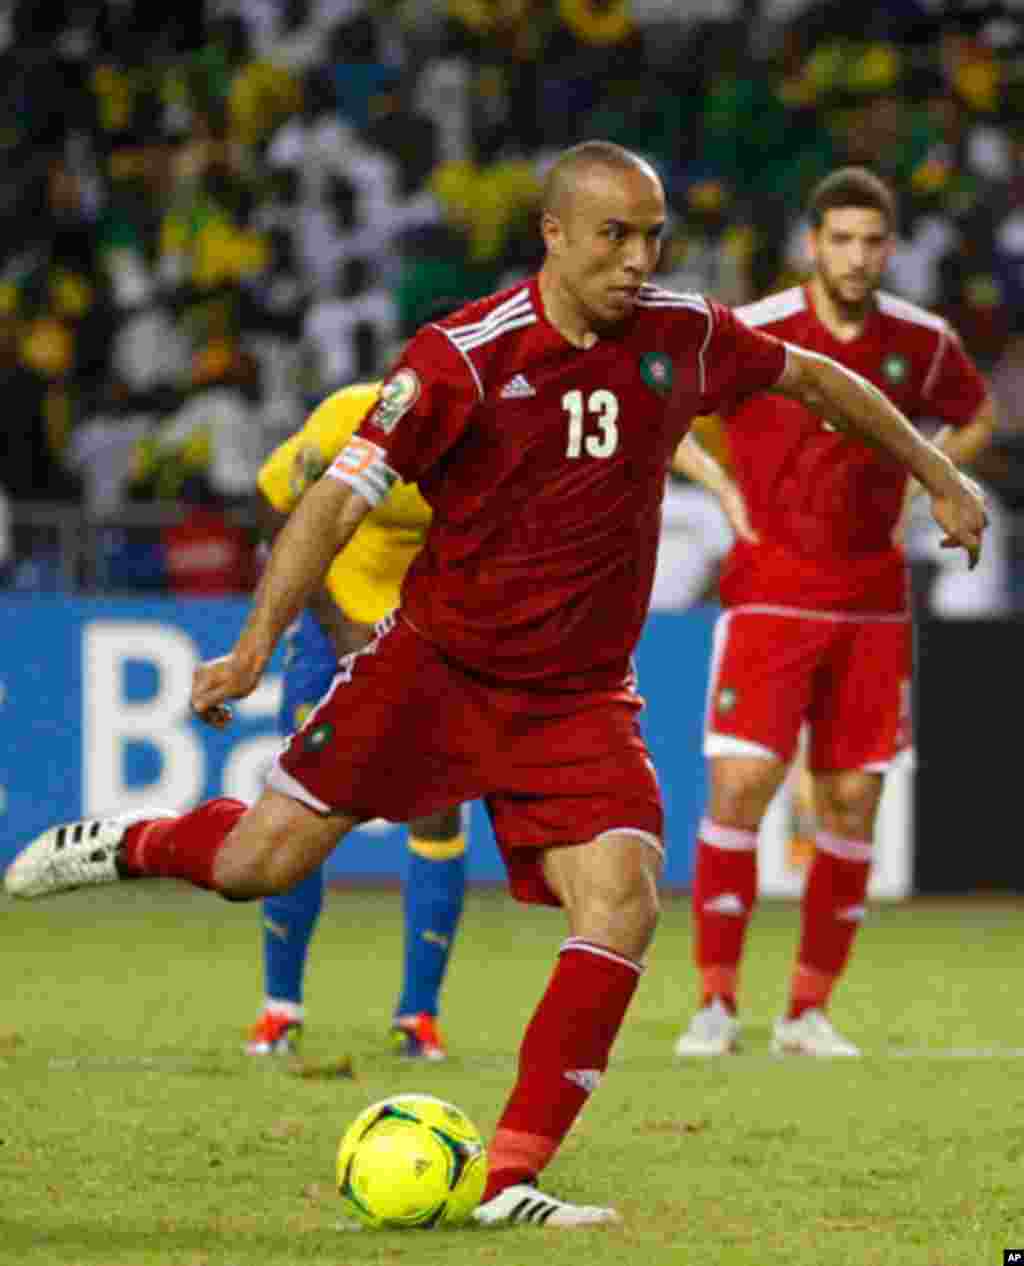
top-left (920, 329), bottom-right (989, 427)
top-left (699, 300), bottom-right (788, 415)
top-left (356, 326), bottom-right (480, 483)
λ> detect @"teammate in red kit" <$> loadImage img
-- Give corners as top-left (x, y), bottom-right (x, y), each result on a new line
top-left (6, 146), bottom-right (987, 1225)
top-left (673, 167), bottom-right (996, 1060)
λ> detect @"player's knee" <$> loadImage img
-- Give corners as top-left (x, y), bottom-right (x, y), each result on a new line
top-left (817, 796), bottom-right (876, 841)
top-left (212, 806), bottom-right (326, 899)
top-left (708, 758), bottom-right (785, 829)
top-left (577, 845), bottom-right (661, 943)
top-left (816, 773), bottom-right (881, 840)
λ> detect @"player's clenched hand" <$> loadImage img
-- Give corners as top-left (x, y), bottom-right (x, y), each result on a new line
top-left (191, 654), bottom-right (264, 729)
top-left (928, 472), bottom-right (988, 570)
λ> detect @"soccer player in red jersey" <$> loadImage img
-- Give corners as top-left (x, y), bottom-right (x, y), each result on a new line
top-left (6, 147), bottom-right (987, 1225)
top-left (673, 167), bottom-right (996, 1060)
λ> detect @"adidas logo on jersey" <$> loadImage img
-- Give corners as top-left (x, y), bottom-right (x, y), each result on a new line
top-left (500, 374), bottom-right (536, 399)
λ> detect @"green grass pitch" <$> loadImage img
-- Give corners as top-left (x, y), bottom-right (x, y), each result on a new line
top-left (1, 883), bottom-right (1021, 1265)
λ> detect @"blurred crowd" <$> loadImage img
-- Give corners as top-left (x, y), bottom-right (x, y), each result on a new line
top-left (2, 0), bottom-right (1024, 608)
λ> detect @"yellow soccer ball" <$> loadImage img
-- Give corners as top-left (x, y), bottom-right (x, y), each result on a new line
top-left (336, 1094), bottom-right (487, 1229)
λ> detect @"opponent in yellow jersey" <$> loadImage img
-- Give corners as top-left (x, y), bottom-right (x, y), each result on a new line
top-left (257, 382), bottom-right (432, 629)
top-left (246, 381), bottom-right (466, 1063)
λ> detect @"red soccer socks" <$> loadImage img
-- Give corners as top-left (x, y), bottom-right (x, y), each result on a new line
top-left (120, 799), bottom-right (247, 890)
top-left (482, 939), bottom-right (641, 1202)
top-left (691, 818), bottom-right (758, 1010)
top-left (787, 831), bottom-right (871, 1019)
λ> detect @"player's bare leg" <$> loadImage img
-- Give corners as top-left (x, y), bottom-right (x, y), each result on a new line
top-left (772, 769), bottom-right (882, 1057)
top-left (676, 754), bottom-right (786, 1056)
top-left (5, 789), bottom-right (359, 902)
top-left (475, 831), bottom-right (661, 1228)
top-left (208, 792), bottom-right (359, 897)
top-left (542, 828), bottom-right (661, 959)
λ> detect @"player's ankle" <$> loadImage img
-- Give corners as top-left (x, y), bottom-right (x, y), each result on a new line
top-left (786, 998), bottom-right (821, 1021)
top-left (117, 821), bottom-right (160, 877)
top-left (114, 847), bottom-right (142, 879)
top-left (702, 992), bottom-right (737, 1014)
top-left (482, 1167), bottom-right (537, 1204)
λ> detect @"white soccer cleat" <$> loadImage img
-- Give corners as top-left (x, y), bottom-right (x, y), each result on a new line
top-left (674, 997), bottom-right (741, 1057)
top-left (770, 1008), bottom-right (861, 1057)
top-left (472, 1183), bottom-right (620, 1228)
top-left (3, 811), bottom-right (173, 900)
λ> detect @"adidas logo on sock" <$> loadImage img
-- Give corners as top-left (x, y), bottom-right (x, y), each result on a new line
top-left (703, 892), bottom-right (746, 916)
top-left (564, 1068), bottom-right (602, 1093)
top-left (500, 374), bottom-right (536, 399)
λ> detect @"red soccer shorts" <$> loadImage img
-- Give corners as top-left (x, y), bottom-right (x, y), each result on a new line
top-left (703, 605), bottom-right (912, 772)
top-left (269, 614), bottom-right (664, 905)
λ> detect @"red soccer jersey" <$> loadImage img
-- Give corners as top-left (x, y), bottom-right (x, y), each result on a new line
top-left (718, 284), bottom-right (988, 614)
top-left (333, 277), bottom-right (785, 691)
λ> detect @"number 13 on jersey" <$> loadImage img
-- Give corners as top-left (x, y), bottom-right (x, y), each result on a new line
top-left (563, 389), bottom-right (620, 458)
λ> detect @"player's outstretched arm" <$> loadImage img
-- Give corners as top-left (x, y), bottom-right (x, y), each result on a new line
top-left (773, 344), bottom-right (988, 567)
top-left (254, 484), bottom-right (368, 658)
top-left (193, 478), bottom-right (371, 726)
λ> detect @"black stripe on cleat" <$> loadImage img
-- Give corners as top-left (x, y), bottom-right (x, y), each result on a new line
top-left (88, 821), bottom-right (101, 839)
top-left (55, 827), bottom-right (67, 850)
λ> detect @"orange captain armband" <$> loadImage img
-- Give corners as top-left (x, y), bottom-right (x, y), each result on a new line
top-left (327, 436), bottom-right (399, 506)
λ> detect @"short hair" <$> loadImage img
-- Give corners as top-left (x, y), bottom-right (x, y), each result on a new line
top-left (541, 141), bottom-right (660, 217)
top-left (807, 167), bottom-right (897, 233)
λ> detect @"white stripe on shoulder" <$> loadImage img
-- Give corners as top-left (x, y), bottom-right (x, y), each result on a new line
top-left (735, 288), bottom-right (806, 328)
top-left (447, 299), bottom-right (533, 346)
top-left (637, 284), bottom-right (708, 312)
top-left (455, 311), bottom-right (537, 353)
top-left (431, 324), bottom-right (484, 401)
top-left (446, 288), bottom-right (533, 344)
top-left (447, 302), bottom-right (533, 348)
top-left (876, 290), bottom-right (949, 335)
top-left (455, 286), bottom-right (532, 327)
